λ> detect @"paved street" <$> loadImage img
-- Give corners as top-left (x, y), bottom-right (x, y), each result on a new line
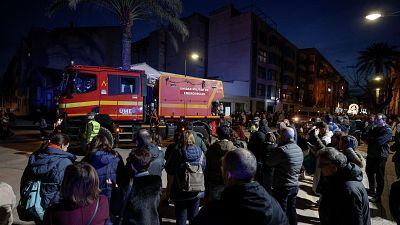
top-left (0, 128), bottom-right (397, 224)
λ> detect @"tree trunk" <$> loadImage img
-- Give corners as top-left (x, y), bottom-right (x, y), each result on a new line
top-left (121, 23), bottom-right (132, 70)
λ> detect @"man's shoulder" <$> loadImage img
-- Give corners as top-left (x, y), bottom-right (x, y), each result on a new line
top-left (279, 143), bottom-right (302, 151)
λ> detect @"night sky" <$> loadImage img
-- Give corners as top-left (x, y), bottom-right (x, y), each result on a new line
top-left (1, 0), bottom-right (400, 85)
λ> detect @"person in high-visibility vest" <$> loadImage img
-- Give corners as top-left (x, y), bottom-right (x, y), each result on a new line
top-left (85, 112), bottom-right (100, 144)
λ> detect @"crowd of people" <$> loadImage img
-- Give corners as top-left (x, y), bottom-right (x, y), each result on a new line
top-left (1, 111), bottom-right (400, 225)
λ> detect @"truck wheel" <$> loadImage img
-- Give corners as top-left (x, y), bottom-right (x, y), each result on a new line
top-left (193, 126), bottom-right (210, 144)
top-left (99, 127), bottom-right (114, 147)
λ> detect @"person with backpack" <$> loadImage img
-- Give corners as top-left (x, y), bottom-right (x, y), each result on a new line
top-left (19, 133), bottom-right (76, 223)
top-left (43, 162), bottom-right (109, 225)
top-left (82, 134), bottom-right (125, 224)
top-left (165, 131), bottom-right (206, 225)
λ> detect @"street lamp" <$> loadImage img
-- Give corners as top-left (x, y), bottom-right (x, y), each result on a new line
top-left (184, 52), bottom-right (200, 76)
top-left (365, 10), bottom-right (400, 20)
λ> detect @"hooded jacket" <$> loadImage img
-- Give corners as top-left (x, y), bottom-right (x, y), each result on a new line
top-left (139, 143), bottom-right (165, 177)
top-left (248, 126), bottom-right (272, 158)
top-left (21, 145), bottom-right (76, 210)
top-left (318, 163), bottom-right (371, 225)
top-left (165, 144), bottom-right (206, 201)
top-left (85, 150), bottom-right (123, 199)
top-left (193, 181), bottom-right (289, 225)
top-left (123, 174), bottom-right (162, 225)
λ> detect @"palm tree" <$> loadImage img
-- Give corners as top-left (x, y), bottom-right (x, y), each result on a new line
top-left (48, 0), bottom-right (188, 70)
top-left (356, 42), bottom-right (400, 113)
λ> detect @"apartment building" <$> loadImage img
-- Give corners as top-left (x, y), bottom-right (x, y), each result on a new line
top-left (300, 48), bottom-right (347, 112)
top-left (132, 5), bottom-right (347, 114)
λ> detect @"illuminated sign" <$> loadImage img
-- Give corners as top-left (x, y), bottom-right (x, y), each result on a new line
top-left (179, 87), bottom-right (209, 96)
top-left (119, 108), bottom-right (136, 114)
top-left (348, 104), bottom-right (359, 115)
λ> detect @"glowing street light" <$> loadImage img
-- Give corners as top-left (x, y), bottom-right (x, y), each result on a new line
top-left (366, 13), bottom-right (382, 20)
top-left (184, 52), bottom-right (200, 76)
top-left (191, 53), bottom-right (200, 60)
top-left (365, 10), bottom-right (400, 21)
top-left (374, 76), bottom-right (382, 81)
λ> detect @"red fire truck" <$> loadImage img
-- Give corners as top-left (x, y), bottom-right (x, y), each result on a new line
top-left (57, 64), bottom-right (225, 146)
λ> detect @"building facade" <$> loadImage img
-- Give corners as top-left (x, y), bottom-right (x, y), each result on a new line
top-left (132, 5), bottom-right (347, 115)
top-left (300, 48), bottom-right (347, 112)
top-left (208, 5), bottom-right (303, 113)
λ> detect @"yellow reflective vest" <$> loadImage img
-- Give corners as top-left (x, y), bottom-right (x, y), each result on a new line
top-left (86, 120), bottom-right (100, 143)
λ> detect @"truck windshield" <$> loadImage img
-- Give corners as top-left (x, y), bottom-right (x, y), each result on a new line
top-left (62, 72), bottom-right (97, 96)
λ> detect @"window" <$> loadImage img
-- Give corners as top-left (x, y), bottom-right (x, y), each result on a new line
top-left (268, 69), bottom-right (277, 80)
top-left (269, 35), bottom-right (279, 47)
top-left (235, 103), bottom-right (245, 112)
top-left (267, 85), bottom-right (272, 99)
top-left (258, 66), bottom-right (266, 79)
top-left (268, 52), bottom-right (281, 65)
top-left (283, 46), bottom-right (295, 59)
top-left (259, 32), bottom-right (267, 45)
top-left (284, 61), bottom-right (295, 73)
top-left (65, 72), bottom-right (97, 94)
top-left (258, 49), bottom-right (267, 63)
top-left (121, 77), bottom-right (136, 94)
top-left (108, 74), bottom-right (139, 95)
top-left (281, 75), bottom-right (294, 85)
top-left (256, 83), bottom-right (266, 96)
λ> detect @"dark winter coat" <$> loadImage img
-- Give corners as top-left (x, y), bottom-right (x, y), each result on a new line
top-left (248, 126), bottom-right (272, 158)
top-left (205, 140), bottom-right (235, 185)
top-left (318, 163), bottom-right (371, 225)
top-left (255, 142), bottom-right (276, 193)
top-left (367, 124), bottom-right (392, 158)
top-left (140, 143), bottom-right (165, 177)
top-left (193, 181), bottom-right (289, 225)
top-left (43, 195), bottom-right (109, 225)
top-left (165, 144), bottom-right (206, 201)
top-left (122, 174), bottom-right (162, 225)
top-left (264, 142), bottom-right (303, 187)
top-left (84, 150), bottom-right (124, 199)
top-left (21, 145), bottom-right (76, 210)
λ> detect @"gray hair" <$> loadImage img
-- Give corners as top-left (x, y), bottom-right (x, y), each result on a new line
top-left (319, 147), bottom-right (347, 169)
top-left (281, 127), bottom-right (295, 142)
top-left (222, 148), bottom-right (257, 182)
